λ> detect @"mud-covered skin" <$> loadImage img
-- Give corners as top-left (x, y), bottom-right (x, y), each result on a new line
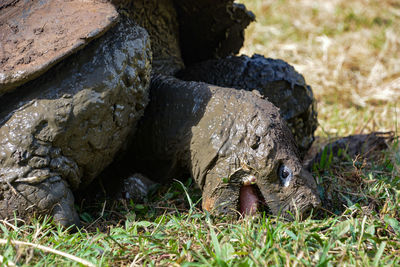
top-left (130, 76), bottom-right (320, 219)
top-left (1, 178), bottom-right (79, 227)
top-left (0, 0), bottom-right (317, 225)
top-left (179, 54), bottom-right (318, 156)
top-left (0, 18), bottom-right (151, 226)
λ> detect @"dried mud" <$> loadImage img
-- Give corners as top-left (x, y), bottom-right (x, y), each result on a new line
top-left (0, 0), bottom-right (119, 94)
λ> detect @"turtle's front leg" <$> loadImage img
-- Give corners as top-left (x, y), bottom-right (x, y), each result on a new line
top-left (0, 17), bottom-right (152, 226)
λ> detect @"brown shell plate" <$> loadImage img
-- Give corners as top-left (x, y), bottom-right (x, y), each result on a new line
top-left (0, 0), bottom-right (119, 94)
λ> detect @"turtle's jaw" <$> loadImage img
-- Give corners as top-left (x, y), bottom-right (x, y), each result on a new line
top-left (202, 175), bottom-right (272, 217)
top-left (204, 176), bottom-right (320, 220)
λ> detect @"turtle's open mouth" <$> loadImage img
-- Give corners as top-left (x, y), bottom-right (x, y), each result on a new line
top-left (239, 184), bottom-right (270, 216)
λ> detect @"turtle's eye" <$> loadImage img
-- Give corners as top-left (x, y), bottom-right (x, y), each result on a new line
top-left (278, 165), bottom-right (293, 187)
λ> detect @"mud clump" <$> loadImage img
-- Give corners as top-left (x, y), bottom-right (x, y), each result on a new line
top-left (305, 132), bottom-right (394, 171)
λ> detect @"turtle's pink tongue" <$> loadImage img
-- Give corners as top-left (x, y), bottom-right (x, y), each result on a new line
top-left (240, 185), bottom-right (258, 216)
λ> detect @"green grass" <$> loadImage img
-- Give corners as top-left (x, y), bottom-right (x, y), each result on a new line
top-left (1, 0), bottom-right (400, 266)
top-left (1, 145), bottom-right (399, 266)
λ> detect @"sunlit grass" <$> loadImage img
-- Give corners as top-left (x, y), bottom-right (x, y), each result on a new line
top-left (238, 0), bottom-right (400, 137)
top-left (1, 141), bottom-right (399, 266)
top-left (1, 174), bottom-right (400, 266)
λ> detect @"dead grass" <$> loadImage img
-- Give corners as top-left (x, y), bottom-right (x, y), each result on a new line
top-left (238, 0), bottom-right (400, 138)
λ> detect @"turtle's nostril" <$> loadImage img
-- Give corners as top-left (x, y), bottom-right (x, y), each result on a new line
top-left (242, 175), bottom-right (256, 185)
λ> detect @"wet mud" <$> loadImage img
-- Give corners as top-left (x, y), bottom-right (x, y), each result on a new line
top-left (123, 0), bottom-right (254, 74)
top-left (173, 0), bottom-right (255, 64)
top-left (0, 0), bottom-right (322, 225)
top-left (127, 0), bottom-right (184, 75)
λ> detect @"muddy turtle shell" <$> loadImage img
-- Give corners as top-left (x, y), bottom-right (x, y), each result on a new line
top-left (0, 0), bottom-right (119, 95)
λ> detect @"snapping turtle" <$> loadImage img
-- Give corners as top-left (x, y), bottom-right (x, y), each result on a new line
top-left (0, 0), bottom-right (319, 226)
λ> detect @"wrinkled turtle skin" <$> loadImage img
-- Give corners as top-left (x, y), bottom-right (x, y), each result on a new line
top-left (127, 76), bottom-right (320, 219)
top-left (0, 17), bottom-right (151, 226)
top-left (115, 0), bottom-right (320, 218)
top-left (178, 54), bottom-right (318, 156)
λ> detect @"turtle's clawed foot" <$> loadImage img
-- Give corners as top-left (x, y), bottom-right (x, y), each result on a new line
top-left (0, 178), bottom-right (81, 228)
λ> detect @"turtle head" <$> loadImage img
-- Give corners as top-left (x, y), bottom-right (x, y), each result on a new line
top-left (200, 106), bottom-right (321, 220)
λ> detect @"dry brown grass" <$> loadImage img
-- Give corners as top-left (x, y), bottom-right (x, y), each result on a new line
top-left (239, 0), bottom-right (400, 137)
